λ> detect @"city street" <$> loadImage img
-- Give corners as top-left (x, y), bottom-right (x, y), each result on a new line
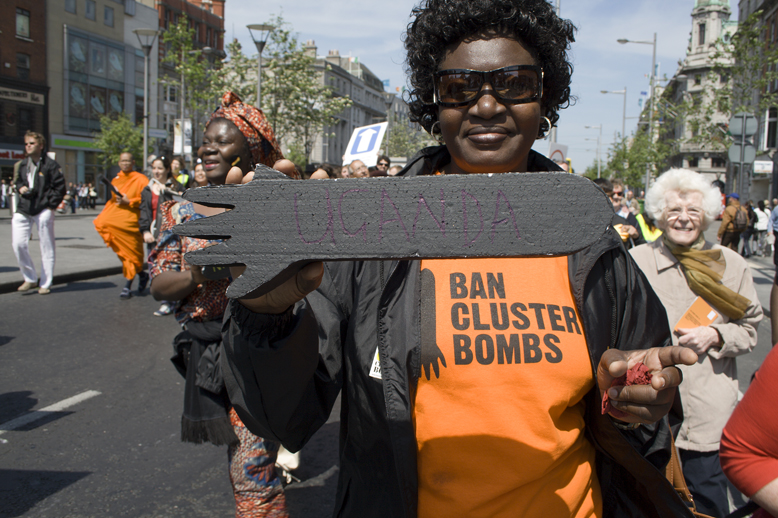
top-left (0, 274), bottom-right (339, 517)
top-left (0, 221), bottom-right (775, 517)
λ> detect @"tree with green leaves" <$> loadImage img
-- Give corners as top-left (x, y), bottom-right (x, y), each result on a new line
top-left (385, 114), bottom-right (436, 159)
top-left (161, 15), bottom-right (224, 157)
top-left (211, 39), bottom-right (256, 105)
top-left (595, 132), bottom-right (672, 189)
top-left (259, 16), bottom-right (352, 166)
top-left (93, 113), bottom-right (145, 170)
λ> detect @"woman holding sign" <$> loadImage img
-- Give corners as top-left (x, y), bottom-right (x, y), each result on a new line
top-left (630, 168), bottom-right (763, 517)
top-left (149, 92), bottom-right (290, 517)
top-left (221, 1), bottom-right (698, 516)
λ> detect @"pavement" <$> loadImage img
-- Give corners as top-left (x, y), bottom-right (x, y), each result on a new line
top-left (0, 205), bottom-right (123, 295)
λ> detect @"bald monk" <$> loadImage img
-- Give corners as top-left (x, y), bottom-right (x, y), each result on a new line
top-left (94, 152), bottom-right (149, 298)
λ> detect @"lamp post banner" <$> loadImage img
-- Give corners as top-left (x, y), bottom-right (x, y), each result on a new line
top-left (174, 119), bottom-right (192, 156)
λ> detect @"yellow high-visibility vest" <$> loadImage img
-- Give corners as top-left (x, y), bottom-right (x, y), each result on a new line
top-left (636, 213), bottom-right (663, 242)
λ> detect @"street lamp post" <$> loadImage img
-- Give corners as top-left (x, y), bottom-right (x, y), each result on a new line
top-left (133, 28), bottom-right (160, 174)
top-left (600, 87), bottom-right (627, 138)
top-left (247, 24), bottom-right (275, 109)
top-left (618, 33), bottom-right (657, 193)
top-left (585, 124), bottom-right (602, 178)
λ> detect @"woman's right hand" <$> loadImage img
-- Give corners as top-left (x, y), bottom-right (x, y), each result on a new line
top-left (226, 159), bottom-right (323, 314)
top-left (142, 231), bottom-right (155, 244)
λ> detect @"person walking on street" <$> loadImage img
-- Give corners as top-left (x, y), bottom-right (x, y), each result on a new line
top-left (1, 179), bottom-right (8, 209)
top-left (12, 131), bottom-right (66, 295)
top-left (171, 156), bottom-right (193, 189)
top-left (139, 156), bottom-right (183, 317)
top-left (93, 152), bottom-right (150, 298)
top-left (220, 3), bottom-right (697, 516)
top-left (630, 169), bottom-right (763, 517)
top-left (753, 200), bottom-right (769, 256)
top-left (718, 193), bottom-right (748, 251)
top-left (150, 92), bottom-right (289, 517)
top-left (740, 200), bottom-right (756, 258)
top-left (88, 183), bottom-right (97, 209)
top-left (67, 182), bottom-right (78, 213)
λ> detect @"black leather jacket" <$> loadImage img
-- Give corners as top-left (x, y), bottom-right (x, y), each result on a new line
top-left (15, 155), bottom-right (66, 217)
top-left (222, 147), bottom-right (694, 517)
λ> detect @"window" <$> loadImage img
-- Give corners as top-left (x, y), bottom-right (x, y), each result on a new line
top-left (712, 157), bottom-right (726, 168)
top-left (85, 0), bottom-right (96, 20)
top-left (688, 157), bottom-right (699, 168)
top-left (694, 75), bottom-right (702, 86)
top-left (16, 8), bottom-right (30, 38)
top-left (165, 85), bottom-right (177, 103)
top-left (104, 6), bottom-right (114, 27)
top-left (135, 95), bottom-right (143, 125)
top-left (16, 53), bottom-right (30, 80)
top-left (698, 23), bottom-right (706, 45)
top-left (19, 108), bottom-right (33, 132)
top-left (65, 0), bottom-right (77, 14)
top-left (720, 73), bottom-right (729, 84)
top-left (65, 28), bottom-right (127, 133)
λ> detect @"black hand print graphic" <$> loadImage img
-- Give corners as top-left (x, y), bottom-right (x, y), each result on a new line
top-left (421, 268), bottom-right (447, 380)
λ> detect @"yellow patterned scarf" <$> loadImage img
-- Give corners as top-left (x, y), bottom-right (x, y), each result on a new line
top-left (664, 235), bottom-right (750, 321)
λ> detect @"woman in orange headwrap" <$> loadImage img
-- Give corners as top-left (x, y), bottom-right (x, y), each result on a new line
top-left (149, 92), bottom-right (292, 517)
top-left (94, 151), bottom-right (150, 298)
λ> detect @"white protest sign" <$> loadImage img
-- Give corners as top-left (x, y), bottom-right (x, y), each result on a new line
top-left (343, 122), bottom-right (388, 167)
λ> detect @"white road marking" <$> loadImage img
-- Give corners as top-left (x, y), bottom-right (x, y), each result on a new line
top-left (0, 390), bottom-right (102, 437)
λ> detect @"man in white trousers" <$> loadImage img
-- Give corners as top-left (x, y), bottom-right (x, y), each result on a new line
top-left (12, 131), bottom-right (65, 295)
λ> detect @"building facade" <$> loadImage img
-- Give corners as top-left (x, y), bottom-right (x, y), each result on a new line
top-left (46, 0), bottom-right (161, 184)
top-left (739, 0), bottom-right (778, 201)
top-left (139, 0), bottom-right (225, 162)
top-left (661, 0), bottom-right (737, 187)
top-left (304, 42), bottom-right (410, 167)
top-left (0, 0), bottom-right (48, 181)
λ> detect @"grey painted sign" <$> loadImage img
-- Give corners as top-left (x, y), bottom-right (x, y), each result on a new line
top-left (174, 165), bottom-right (615, 299)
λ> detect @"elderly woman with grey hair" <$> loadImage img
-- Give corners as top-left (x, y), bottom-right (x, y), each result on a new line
top-left (630, 168), bottom-right (763, 518)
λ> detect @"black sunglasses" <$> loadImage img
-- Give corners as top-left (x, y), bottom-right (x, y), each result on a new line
top-left (377, 162), bottom-right (389, 167)
top-left (433, 65), bottom-right (543, 107)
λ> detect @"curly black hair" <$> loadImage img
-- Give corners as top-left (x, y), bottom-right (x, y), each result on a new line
top-left (404, 0), bottom-right (576, 135)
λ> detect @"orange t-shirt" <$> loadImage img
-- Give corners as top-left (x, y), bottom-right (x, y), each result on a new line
top-left (415, 257), bottom-right (601, 518)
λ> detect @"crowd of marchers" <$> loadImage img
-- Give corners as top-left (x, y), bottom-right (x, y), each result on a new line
top-left (6, 0), bottom-right (778, 516)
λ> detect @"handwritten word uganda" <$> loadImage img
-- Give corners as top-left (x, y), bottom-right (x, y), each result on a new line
top-left (174, 165), bottom-right (614, 299)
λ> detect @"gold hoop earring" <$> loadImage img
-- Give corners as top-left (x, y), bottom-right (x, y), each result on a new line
top-left (537, 117), bottom-right (552, 140)
top-left (430, 121), bottom-right (444, 144)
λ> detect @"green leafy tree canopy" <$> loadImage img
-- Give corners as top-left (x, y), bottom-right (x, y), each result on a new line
top-left (93, 113), bottom-right (145, 170)
top-left (260, 16), bottom-right (352, 165)
top-left (385, 114), bottom-right (436, 159)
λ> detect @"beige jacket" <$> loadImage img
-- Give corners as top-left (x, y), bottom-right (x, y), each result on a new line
top-left (630, 238), bottom-right (763, 451)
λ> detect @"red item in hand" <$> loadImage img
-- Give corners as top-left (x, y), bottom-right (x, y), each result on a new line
top-left (601, 361), bottom-right (653, 418)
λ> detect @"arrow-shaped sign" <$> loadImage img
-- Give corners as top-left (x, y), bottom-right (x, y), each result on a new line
top-left (174, 166), bottom-right (616, 299)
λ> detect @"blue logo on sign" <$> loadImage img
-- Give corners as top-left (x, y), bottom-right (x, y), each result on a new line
top-left (350, 127), bottom-right (380, 155)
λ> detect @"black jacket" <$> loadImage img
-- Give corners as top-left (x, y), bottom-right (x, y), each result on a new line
top-left (139, 180), bottom-right (184, 236)
top-left (15, 155), bottom-right (66, 217)
top-left (222, 147), bottom-right (693, 517)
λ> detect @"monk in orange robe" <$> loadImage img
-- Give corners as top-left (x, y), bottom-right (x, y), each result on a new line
top-left (94, 152), bottom-right (150, 298)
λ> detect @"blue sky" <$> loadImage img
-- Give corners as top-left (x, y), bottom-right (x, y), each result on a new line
top-left (225, 0), bottom-right (731, 172)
